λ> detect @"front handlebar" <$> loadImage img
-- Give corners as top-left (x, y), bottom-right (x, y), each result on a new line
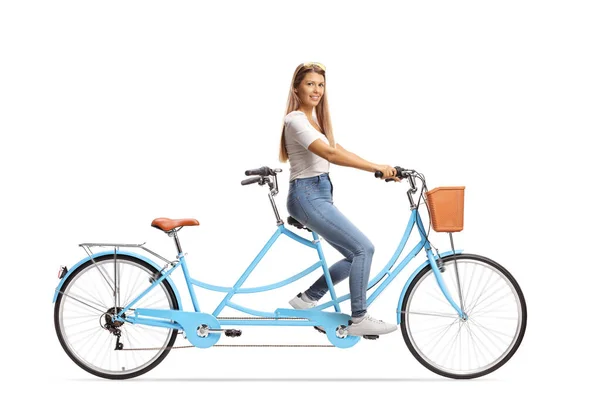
top-left (375, 166), bottom-right (419, 194)
top-left (374, 166), bottom-right (410, 180)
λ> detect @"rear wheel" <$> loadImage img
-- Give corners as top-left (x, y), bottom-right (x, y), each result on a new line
top-left (54, 254), bottom-right (179, 379)
top-left (401, 253), bottom-right (527, 379)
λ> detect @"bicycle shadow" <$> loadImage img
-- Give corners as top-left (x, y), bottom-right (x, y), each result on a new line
top-left (74, 377), bottom-right (496, 382)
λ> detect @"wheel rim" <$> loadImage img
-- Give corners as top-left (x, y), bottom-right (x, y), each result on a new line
top-left (404, 258), bottom-right (524, 377)
top-left (56, 258), bottom-right (176, 377)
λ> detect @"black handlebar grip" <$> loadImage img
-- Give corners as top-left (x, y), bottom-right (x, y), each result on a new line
top-left (375, 167), bottom-right (404, 182)
top-left (241, 176), bottom-right (262, 185)
top-left (245, 166), bottom-right (271, 176)
top-left (375, 171), bottom-right (394, 182)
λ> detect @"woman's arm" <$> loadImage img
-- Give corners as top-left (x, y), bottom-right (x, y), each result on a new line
top-left (307, 140), bottom-right (375, 171)
top-left (307, 140), bottom-right (399, 179)
top-left (334, 143), bottom-right (379, 172)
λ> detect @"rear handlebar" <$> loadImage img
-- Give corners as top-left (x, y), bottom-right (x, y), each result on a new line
top-left (245, 166), bottom-right (280, 177)
top-left (241, 176), bottom-right (262, 186)
top-left (242, 166), bottom-right (282, 186)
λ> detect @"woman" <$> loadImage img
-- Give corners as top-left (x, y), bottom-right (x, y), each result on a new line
top-left (279, 62), bottom-right (400, 336)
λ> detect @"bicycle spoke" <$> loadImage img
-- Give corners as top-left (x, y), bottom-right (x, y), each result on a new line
top-left (60, 290), bottom-right (108, 314)
top-left (470, 317), bottom-right (516, 342)
top-left (404, 310), bottom-right (458, 318)
top-left (122, 266), bottom-right (145, 306)
top-left (93, 262), bottom-right (115, 297)
top-left (464, 322), bottom-right (490, 368)
top-left (62, 313), bottom-right (98, 322)
top-left (85, 328), bottom-right (110, 366)
top-left (419, 318), bottom-right (460, 356)
top-left (62, 317), bottom-right (101, 333)
top-left (140, 292), bottom-right (170, 309)
top-left (424, 289), bottom-right (458, 311)
top-left (125, 323), bottom-right (170, 347)
top-left (408, 319), bottom-right (460, 336)
top-left (98, 333), bottom-right (114, 370)
top-left (467, 278), bottom-right (507, 315)
top-left (463, 320), bottom-right (501, 361)
top-left (469, 287), bottom-right (516, 316)
top-left (472, 311), bottom-right (518, 320)
top-left (461, 262), bottom-right (477, 312)
top-left (439, 321), bottom-right (463, 369)
top-left (465, 267), bottom-right (494, 314)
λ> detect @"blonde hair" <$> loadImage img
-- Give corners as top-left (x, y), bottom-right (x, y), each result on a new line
top-left (278, 63), bottom-right (335, 163)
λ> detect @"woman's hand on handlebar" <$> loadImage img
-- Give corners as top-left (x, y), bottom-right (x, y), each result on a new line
top-left (375, 164), bottom-right (402, 182)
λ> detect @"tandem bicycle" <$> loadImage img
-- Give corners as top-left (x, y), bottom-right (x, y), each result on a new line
top-left (53, 166), bottom-right (527, 379)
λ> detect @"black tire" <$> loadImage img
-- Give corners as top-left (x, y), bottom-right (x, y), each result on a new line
top-left (400, 253), bottom-right (527, 379)
top-left (54, 254), bottom-right (179, 379)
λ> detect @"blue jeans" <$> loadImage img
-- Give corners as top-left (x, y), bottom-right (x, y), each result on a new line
top-left (286, 173), bottom-right (373, 318)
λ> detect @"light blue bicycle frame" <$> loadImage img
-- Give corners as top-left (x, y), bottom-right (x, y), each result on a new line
top-left (105, 206), bottom-right (464, 333)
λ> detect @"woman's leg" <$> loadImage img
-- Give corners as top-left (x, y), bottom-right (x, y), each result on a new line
top-left (287, 175), bottom-right (397, 335)
top-left (303, 243), bottom-right (352, 301)
top-left (304, 202), bottom-right (374, 318)
top-left (295, 179), bottom-right (374, 318)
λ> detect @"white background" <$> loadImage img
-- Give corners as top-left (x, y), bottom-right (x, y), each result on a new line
top-left (1, 0), bottom-right (599, 398)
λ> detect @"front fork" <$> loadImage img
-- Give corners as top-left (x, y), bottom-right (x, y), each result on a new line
top-left (415, 210), bottom-right (467, 320)
top-left (425, 249), bottom-right (467, 319)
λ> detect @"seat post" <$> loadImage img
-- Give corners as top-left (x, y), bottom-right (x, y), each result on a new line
top-left (170, 230), bottom-right (183, 255)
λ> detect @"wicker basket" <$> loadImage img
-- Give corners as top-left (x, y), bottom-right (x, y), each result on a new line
top-left (425, 186), bottom-right (465, 232)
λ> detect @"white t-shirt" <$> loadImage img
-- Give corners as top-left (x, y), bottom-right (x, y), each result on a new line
top-left (284, 111), bottom-right (330, 181)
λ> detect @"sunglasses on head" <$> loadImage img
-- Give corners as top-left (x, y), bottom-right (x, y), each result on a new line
top-left (303, 62), bottom-right (326, 71)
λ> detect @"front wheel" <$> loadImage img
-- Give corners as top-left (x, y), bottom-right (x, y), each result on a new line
top-left (54, 254), bottom-right (180, 379)
top-left (401, 253), bottom-right (527, 379)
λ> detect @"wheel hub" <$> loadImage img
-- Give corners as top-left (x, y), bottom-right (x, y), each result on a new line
top-left (104, 307), bottom-right (125, 329)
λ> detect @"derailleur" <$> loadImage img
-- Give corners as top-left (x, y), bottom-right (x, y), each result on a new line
top-left (103, 307), bottom-right (125, 350)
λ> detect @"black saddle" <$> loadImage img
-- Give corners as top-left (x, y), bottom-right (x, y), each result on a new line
top-left (287, 216), bottom-right (312, 232)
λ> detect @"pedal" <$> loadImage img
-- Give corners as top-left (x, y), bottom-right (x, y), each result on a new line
top-left (314, 326), bottom-right (326, 334)
top-left (363, 335), bottom-right (379, 340)
top-left (224, 329), bottom-right (242, 337)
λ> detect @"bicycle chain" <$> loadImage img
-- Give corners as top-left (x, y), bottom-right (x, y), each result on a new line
top-left (122, 344), bottom-right (334, 350)
top-left (119, 316), bottom-right (335, 350)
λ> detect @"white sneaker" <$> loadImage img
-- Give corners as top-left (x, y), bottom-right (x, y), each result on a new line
top-left (289, 292), bottom-right (317, 310)
top-left (346, 313), bottom-right (398, 336)
top-left (289, 293), bottom-right (326, 334)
